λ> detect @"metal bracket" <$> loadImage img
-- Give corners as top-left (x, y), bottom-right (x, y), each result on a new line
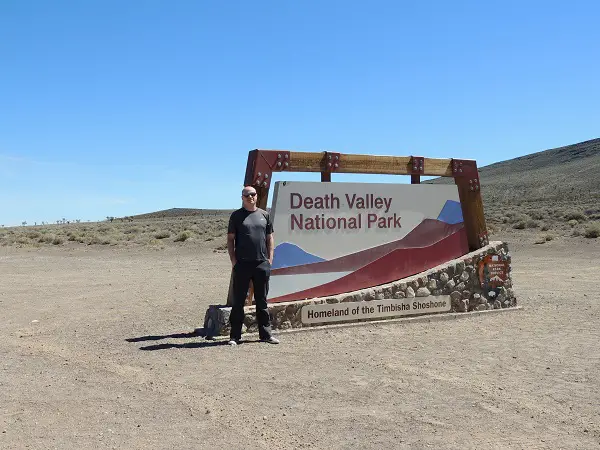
top-left (478, 231), bottom-right (489, 247)
top-left (272, 151), bottom-right (291, 171)
top-left (452, 159), bottom-right (465, 175)
top-left (468, 177), bottom-right (480, 192)
top-left (451, 158), bottom-right (478, 177)
top-left (410, 156), bottom-right (424, 174)
top-left (323, 152), bottom-right (341, 172)
top-left (249, 150), bottom-right (291, 189)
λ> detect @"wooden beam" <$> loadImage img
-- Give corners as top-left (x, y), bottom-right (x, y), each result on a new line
top-left (284, 151), bottom-right (454, 176)
top-left (456, 178), bottom-right (488, 251)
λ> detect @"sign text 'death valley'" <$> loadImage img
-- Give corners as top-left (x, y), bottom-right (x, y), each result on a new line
top-left (289, 192), bottom-right (401, 230)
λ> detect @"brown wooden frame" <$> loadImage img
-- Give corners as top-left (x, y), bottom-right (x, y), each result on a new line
top-left (227, 150), bottom-right (488, 306)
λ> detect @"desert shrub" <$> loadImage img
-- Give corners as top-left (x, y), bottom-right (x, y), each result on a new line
top-left (124, 227), bottom-right (140, 234)
top-left (52, 236), bottom-right (64, 245)
top-left (533, 233), bottom-right (554, 244)
top-left (571, 228), bottom-right (582, 237)
top-left (155, 231), bottom-right (170, 239)
top-left (568, 219), bottom-right (579, 227)
top-left (540, 223), bottom-right (549, 231)
top-left (26, 231), bottom-right (41, 239)
top-left (584, 223), bottom-right (600, 238)
top-left (564, 211), bottom-right (586, 222)
top-left (97, 225), bottom-right (112, 233)
top-left (16, 236), bottom-right (30, 245)
top-left (86, 235), bottom-right (103, 245)
top-left (174, 231), bottom-right (191, 242)
top-left (528, 211), bottom-right (545, 220)
top-left (41, 234), bottom-right (55, 244)
top-left (526, 220), bottom-right (539, 228)
top-left (513, 221), bottom-right (526, 230)
top-left (205, 236), bottom-right (214, 241)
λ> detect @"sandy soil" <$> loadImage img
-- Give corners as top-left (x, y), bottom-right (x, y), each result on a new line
top-left (1, 235), bottom-right (599, 449)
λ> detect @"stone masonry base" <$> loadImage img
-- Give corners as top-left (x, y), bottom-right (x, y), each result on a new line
top-left (201, 241), bottom-right (516, 338)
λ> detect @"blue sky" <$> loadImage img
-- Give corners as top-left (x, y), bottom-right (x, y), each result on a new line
top-left (1, 0), bottom-right (599, 226)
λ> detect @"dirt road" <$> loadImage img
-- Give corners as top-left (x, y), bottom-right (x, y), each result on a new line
top-left (1, 236), bottom-right (599, 449)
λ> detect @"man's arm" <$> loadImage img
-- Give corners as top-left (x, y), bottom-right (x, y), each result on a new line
top-left (266, 233), bottom-right (274, 265)
top-left (227, 233), bottom-right (236, 267)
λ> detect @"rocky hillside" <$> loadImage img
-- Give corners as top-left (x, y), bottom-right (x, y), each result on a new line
top-left (429, 138), bottom-right (600, 237)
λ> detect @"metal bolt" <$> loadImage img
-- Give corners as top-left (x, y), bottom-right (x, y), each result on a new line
top-left (263, 182), bottom-right (268, 187)
top-left (278, 154), bottom-right (281, 159)
top-left (327, 162), bottom-right (332, 167)
top-left (334, 163), bottom-right (338, 168)
top-left (284, 154), bottom-right (288, 159)
top-left (264, 173), bottom-right (269, 178)
top-left (284, 162), bottom-right (289, 167)
top-left (335, 155), bottom-right (339, 160)
top-left (277, 161), bottom-right (282, 167)
top-left (328, 154), bottom-right (332, 160)
top-left (258, 172), bottom-right (262, 177)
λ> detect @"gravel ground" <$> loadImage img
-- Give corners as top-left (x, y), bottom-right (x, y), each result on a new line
top-left (1, 235), bottom-right (599, 449)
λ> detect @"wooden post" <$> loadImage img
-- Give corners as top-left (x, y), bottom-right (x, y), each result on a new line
top-left (321, 172), bottom-right (331, 182)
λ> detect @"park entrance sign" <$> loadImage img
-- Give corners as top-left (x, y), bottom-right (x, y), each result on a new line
top-left (269, 181), bottom-right (468, 303)
top-left (201, 149), bottom-right (517, 338)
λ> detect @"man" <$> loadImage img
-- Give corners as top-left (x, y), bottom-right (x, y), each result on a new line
top-left (226, 186), bottom-right (279, 345)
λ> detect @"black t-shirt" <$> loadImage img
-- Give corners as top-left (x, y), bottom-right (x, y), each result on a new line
top-left (228, 208), bottom-right (273, 262)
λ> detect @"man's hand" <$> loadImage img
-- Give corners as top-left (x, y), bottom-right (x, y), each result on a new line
top-left (227, 233), bottom-right (236, 268)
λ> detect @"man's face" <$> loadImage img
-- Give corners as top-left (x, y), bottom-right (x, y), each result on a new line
top-left (242, 188), bottom-right (257, 206)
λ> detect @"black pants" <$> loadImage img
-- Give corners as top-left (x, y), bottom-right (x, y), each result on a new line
top-left (230, 260), bottom-right (272, 341)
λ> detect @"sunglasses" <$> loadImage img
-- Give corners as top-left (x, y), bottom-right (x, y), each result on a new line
top-left (243, 192), bottom-right (257, 198)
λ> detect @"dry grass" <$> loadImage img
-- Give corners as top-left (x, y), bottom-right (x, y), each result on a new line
top-left (2, 200), bottom-right (599, 251)
top-left (0, 214), bottom-right (231, 249)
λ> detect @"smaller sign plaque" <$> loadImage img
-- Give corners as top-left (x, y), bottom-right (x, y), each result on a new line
top-left (478, 254), bottom-right (509, 289)
top-left (301, 296), bottom-right (451, 325)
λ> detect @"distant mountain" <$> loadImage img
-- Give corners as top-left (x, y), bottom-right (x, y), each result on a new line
top-left (437, 200), bottom-right (464, 225)
top-left (427, 138), bottom-right (600, 206)
top-left (128, 208), bottom-right (234, 219)
top-left (272, 242), bottom-right (326, 269)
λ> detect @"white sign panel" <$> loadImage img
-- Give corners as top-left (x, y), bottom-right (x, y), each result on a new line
top-left (301, 296), bottom-right (451, 324)
top-left (268, 181), bottom-right (468, 303)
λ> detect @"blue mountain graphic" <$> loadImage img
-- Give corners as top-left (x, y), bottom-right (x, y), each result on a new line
top-left (272, 243), bottom-right (326, 269)
top-left (437, 200), bottom-right (464, 225)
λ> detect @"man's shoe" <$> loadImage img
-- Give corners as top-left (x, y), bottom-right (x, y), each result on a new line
top-left (227, 339), bottom-right (239, 346)
top-left (261, 336), bottom-right (280, 344)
